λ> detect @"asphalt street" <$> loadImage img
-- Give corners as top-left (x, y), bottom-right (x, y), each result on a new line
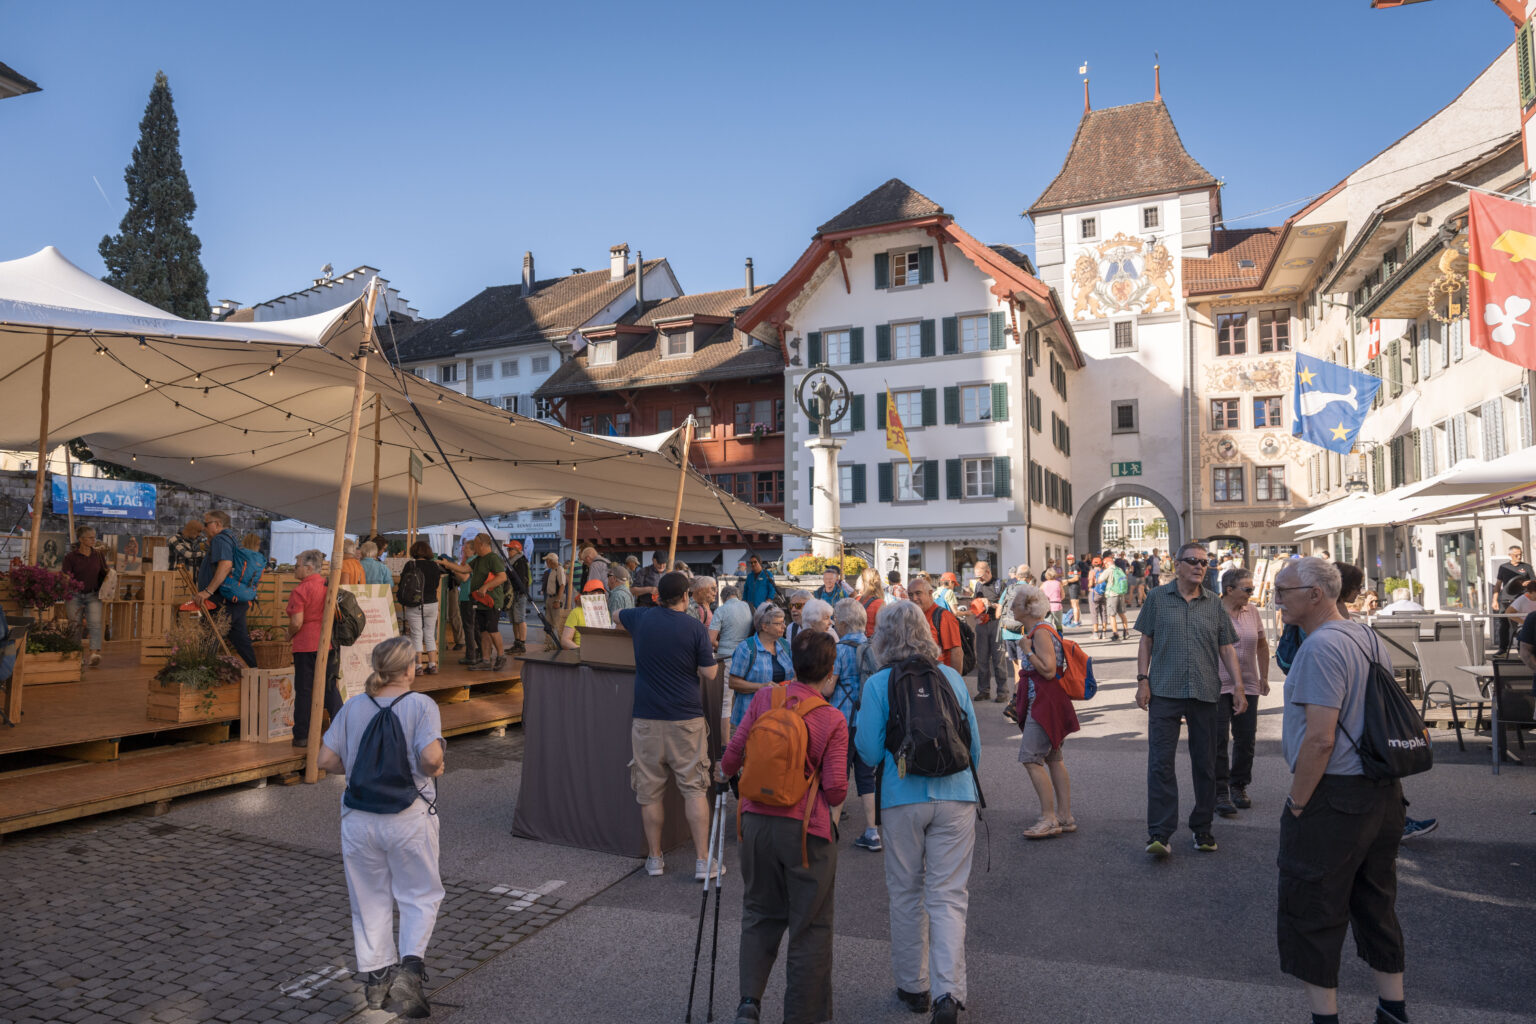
top-left (3, 627), bottom-right (1534, 1024)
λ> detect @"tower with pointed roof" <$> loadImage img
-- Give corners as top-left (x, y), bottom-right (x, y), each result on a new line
top-left (1026, 78), bottom-right (1221, 554)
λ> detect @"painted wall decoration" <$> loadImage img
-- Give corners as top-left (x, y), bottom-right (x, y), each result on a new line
top-left (1204, 358), bottom-right (1290, 394)
top-left (1070, 233), bottom-right (1177, 319)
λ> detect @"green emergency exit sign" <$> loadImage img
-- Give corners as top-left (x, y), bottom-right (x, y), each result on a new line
top-left (1111, 461), bottom-right (1142, 477)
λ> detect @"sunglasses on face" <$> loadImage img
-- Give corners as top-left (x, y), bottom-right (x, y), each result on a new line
top-left (1235, 586), bottom-right (1255, 594)
top-left (1179, 557), bottom-right (1209, 568)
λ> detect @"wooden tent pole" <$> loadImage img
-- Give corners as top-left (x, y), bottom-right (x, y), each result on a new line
top-left (63, 442), bottom-right (75, 547)
top-left (28, 329), bottom-right (54, 564)
top-left (565, 501), bottom-right (580, 612)
top-left (306, 283), bottom-right (378, 783)
top-left (369, 397), bottom-right (382, 538)
top-left (664, 417), bottom-right (695, 571)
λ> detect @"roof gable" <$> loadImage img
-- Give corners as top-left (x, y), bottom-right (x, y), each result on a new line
top-left (1182, 227), bottom-right (1284, 296)
top-left (817, 178), bottom-right (944, 235)
top-left (1027, 100), bottom-right (1217, 215)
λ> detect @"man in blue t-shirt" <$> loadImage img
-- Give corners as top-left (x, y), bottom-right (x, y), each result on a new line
top-left (193, 509), bottom-right (257, 667)
top-left (618, 571), bottom-right (719, 880)
top-left (741, 554), bottom-right (778, 610)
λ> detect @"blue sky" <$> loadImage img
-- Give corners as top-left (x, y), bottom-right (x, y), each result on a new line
top-left (0, 1), bottom-right (1518, 317)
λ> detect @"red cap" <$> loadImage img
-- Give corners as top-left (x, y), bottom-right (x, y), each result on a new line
top-left (940, 572), bottom-right (958, 584)
top-left (582, 578), bottom-right (607, 594)
top-left (506, 540), bottom-right (523, 553)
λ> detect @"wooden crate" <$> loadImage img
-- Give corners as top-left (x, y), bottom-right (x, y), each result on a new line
top-left (141, 639), bottom-right (174, 666)
top-left (147, 678), bottom-right (241, 723)
top-left (17, 650), bottom-right (82, 686)
top-left (106, 600), bottom-right (141, 641)
top-left (240, 666), bottom-right (296, 742)
top-left (247, 574), bottom-right (299, 629)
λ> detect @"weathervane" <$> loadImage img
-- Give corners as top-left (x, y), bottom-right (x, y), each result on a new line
top-left (795, 364), bottom-right (849, 440)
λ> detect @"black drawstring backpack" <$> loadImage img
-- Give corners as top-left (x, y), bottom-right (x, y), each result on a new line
top-left (1337, 629), bottom-right (1434, 780)
top-left (343, 693), bottom-right (438, 814)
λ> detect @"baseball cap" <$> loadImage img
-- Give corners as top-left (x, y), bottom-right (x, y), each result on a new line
top-left (582, 578), bottom-right (607, 594)
top-left (940, 572), bottom-right (957, 584)
top-left (506, 540), bottom-right (523, 553)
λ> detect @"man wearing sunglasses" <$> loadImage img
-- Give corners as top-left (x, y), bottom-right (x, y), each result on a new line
top-left (1133, 541), bottom-right (1243, 856)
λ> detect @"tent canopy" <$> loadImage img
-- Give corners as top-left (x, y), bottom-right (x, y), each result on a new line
top-left (1408, 450), bottom-right (1536, 498)
top-left (0, 248), bottom-right (803, 537)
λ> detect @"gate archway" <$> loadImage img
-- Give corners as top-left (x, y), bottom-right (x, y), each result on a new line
top-left (1073, 482), bottom-right (1182, 557)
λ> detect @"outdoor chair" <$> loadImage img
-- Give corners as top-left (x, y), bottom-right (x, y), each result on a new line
top-left (1372, 621), bottom-right (1423, 697)
top-left (1415, 641), bottom-right (1489, 751)
top-left (1491, 659), bottom-right (1536, 759)
top-left (1433, 619), bottom-right (1487, 666)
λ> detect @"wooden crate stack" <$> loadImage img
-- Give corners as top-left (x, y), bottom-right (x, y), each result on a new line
top-left (247, 573), bottom-right (298, 630)
top-left (140, 570), bottom-right (186, 665)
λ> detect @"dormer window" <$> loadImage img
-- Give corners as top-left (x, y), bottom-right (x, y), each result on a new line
top-left (589, 340), bottom-right (616, 366)
top-left (662, 329), bottom-right (693, 358)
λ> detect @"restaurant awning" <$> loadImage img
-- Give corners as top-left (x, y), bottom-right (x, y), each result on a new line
top-left (1292, 483), bottom-right (1487, 539)
top-left (1404, 446), bottom-right (1536, 498)
top-left (0, 247), bottom-right (804, 536)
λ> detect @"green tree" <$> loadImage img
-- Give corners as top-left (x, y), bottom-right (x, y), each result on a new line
top-left (98, 70), bottom-right (210, 319)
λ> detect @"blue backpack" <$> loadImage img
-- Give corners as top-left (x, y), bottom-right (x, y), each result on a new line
top-left (342, 693), bottom-right (438, 815)
top-left (216, 547), bottom-right (265, 602)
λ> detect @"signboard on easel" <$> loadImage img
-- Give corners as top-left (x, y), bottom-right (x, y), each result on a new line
top-left (338, 583), bottom-right (399, 700)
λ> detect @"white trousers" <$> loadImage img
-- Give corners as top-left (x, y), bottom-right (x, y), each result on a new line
top-left (340, 800), bottom-right (444, 972)
top-left (880, 800), bottom-right (976, 1005)
top-left (403, 602), bottom-right (440, 654)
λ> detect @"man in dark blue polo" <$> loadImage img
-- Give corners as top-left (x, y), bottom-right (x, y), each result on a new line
top-left (1134, 541), bottom-right (1244, 856)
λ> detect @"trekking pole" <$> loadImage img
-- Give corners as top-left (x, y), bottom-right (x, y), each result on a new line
top-left (706, 786), bottom-right (727, 1021)
top-left (685, 788), bottom-right (725, 1023)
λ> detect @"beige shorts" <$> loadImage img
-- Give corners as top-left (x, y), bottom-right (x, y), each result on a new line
top-left (1018, 716), bottom-right (1065, 766)
top-left (630, 717), bottom-right (711, 805)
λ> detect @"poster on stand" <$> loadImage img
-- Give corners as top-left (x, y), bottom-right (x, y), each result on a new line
top-left (874, 538), bottom-right (910, 586)
top-left (338, 583), bottom-right (399, 700)
top-left (580, 593), bottom-right (612, 629)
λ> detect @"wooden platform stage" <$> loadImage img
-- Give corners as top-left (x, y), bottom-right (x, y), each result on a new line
top-left (0, 641), bottom-right (523, 836)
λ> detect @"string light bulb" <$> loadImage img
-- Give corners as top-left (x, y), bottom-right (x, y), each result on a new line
top-left (137, 336), bottom-right (147, 349)
top-left (194, 372), bottom-right (201, 382)
top-left (268, 365), bottom-right (276, 376)
top-left (131, 454), bottom-right (137, 462)
top-left (144, 378), bottom-right (151, 389)
top-left (308, 428), bottom-right (315, 437)
top-left (189, 457), bottom-right (195, 465)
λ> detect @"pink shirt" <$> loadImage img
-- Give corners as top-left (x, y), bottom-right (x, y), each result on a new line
top-left (286, 573), bottom-right (328, 653)
top-left (720, 681), bottom-right (848, 842)
top-left (1218, 603), bottom-right (1264, 696)
top-left (1041, 579), bottom-right (1064, 612)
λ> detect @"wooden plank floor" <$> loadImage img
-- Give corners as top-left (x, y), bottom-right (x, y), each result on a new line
top-left (0, 739), bottom-right (305, 834)
top-left (0, 643), bottom-right (237, 756)
top-left (441, 690), bottom-right (523, 736)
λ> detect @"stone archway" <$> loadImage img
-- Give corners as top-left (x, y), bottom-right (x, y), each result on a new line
top-left (1073, 481), bottom-right (1182, 557)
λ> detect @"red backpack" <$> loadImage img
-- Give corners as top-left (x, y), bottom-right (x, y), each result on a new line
top-left (737, 684), bottom-right (828, 867)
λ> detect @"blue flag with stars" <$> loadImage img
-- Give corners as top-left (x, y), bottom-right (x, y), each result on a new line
top-left (1291, 352), bottom-right (1382, 454)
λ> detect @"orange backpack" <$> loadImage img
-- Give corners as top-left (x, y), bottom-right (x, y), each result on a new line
top-left (1032, 622), bottom-right (1097, 700)
top-left (737, 684), bottom-right (828, 866)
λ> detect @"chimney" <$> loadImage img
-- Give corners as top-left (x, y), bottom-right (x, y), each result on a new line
top-left (634, 250), bottom-right (644, 306)
top-left (1154, 63), bottom-right (1161, 102)
top-left (610, 243), bottom-right (630, 281)
top-left (1083, 77), bottom-right (1090, 114)
top-left (521, 251), bottom-right (535, 297)
top-left (745, 257), bottom-right (755, 296)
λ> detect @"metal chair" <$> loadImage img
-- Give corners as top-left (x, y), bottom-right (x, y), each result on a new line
top-left (1372, 621), bottom-right (1424, 696)
top-left (1415, 641), bottom-right (1489, 751)
top-left (1433, 618), bottom-right (1488, 666)
top-left (1491, 659), bottom-right (1536, 763)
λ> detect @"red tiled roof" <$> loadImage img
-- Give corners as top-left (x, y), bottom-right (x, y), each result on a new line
top-left (817, 179), bottom-right (944, 235)
top-left (1027, 100), bottom-right (1217, 215)
top-left (636, 284), bottom-right (769, 325)
top-left (1182, 228), bottom-right (1283, 295)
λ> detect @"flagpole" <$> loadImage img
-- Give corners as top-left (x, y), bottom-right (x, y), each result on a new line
top-left (1451, 180), bottom-right (1536, 205)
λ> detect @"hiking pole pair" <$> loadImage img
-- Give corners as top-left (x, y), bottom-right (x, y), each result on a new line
top-left (685, 785), bottom-right (729, 1023)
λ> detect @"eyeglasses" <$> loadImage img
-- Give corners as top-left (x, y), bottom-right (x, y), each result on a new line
top-left (1273, 584), bottom-right (1316, 598)
top-left (1179, 558), bottom-right (1209, 568)
top-left (1234, 586), bottom-right (1255, 593)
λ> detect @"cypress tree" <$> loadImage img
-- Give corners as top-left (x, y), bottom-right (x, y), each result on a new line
top-left (99, 70), bottom-right (211, 320)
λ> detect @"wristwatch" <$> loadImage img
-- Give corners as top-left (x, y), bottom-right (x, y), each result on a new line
top-left (1285, 794), bottom-right (1305, 813)
top-left (1136, 673), bottom-right (1150, 683)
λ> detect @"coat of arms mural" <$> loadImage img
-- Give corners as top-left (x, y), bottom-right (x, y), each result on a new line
top-left (1070, 232), bottom-right (1177, 320)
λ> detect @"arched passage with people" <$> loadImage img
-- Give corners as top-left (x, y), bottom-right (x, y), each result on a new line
top-left (1073, 482), bottom-right (1182, 559)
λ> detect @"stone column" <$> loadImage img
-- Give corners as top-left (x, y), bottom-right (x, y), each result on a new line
top-left (804, 435), bottom-right (846, 560)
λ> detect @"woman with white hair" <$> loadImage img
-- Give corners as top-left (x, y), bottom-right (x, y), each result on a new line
top-left (727, 601), bottom-right (794, 728)
top-left (799, 597), bottom-right (839, 640)
top-left (832, 597), bottom-right (881, 851)
top-left (687, 575), bottom-right (717, 629)
top-left (855, 601), bottom-right (981, 1022)
top-left (341, 537), bottom-right (366, 586)
top-left (318, 635), bottom-right (446, 1019)
top-left (360, 540), bottom-right (393, 586)
top-left (1010, 584), bottom-right (1080, 839)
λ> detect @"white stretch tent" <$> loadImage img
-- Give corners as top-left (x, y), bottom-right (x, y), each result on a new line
top-left (0, 248), bottom-right (802, 537)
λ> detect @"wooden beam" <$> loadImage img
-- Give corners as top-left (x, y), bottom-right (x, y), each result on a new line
top-left (28, 328), bottom-right (53, 564)
top-left (306, 283), bottom-right (378, 784)
top-left (369, 396), bottom-right (382, 537)
top-left (665, 418), bottom-right (695, 570)
top-left (63, 442), bottom-right (75, 546)
top-left (565, 501), bottom-right (580, 612)
top-left (53, 739), bottom-right (119, 762)
top-left (926, 226), bottom-right (950, 281)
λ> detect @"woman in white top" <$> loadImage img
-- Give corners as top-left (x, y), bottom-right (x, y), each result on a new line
top-left (319, 635), bottom-right (446, 1019)
top-left (1214, 568), bottom-right (1269, 818)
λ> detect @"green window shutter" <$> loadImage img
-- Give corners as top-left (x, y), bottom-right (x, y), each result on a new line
top-left (851, 464), bottom-right (867, 504)
top-left (808, 465), bottom-right (814, 504)
top-left (923, 459), bottom-right (939, 500)
top-left (848, 327), bottom-right (864, 364)
top-left (876, 323), bottom-right (892, 361)
top-left (922, 388), bottom-right (937, 427)
top-left (876, 390), bottom-right (888, 429)
top-left (877, 462), bottom-right (893, 503)
top-left (989, 311), bottom-right (1006, 350)
top-left (918, 246), bottom-right (935, 284)
top-left (942, 316), bottom-right (959, 355)
top-left (874, 252), bottom-right (890, 290)
top-left (920, 319), bottom-right (936, 358)
top-left (1521, 21), bottom-right (1535, 108)
top-left (1064, 479), bottom-right (1072, 511)
top-left (1408, 329), bottom-right (1418, 383)
top-left (992, 382), bottom-right (1009, 422)
top-left (946, 458), bottom-right (962, 500)
top-left (807, 331), bottom-right (822, 366)
top-left (1064, 424), bottom-right (1070, 456)
top-left (1388, 340), bottom-right (1401, 397)
top-left (994, 455), bottom-right (1011, 498)
top-left (943, 386), bottom-right (960, 425)
top-left (850, 393), bottom-right (865, 432)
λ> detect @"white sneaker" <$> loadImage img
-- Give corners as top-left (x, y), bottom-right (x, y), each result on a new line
top-left (645, 856), bottom-right (664, 876)
top-left (695, 858), bottom-right (726, 881)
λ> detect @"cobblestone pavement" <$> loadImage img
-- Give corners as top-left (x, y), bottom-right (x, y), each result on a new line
top-left (0, 812), bottom-right (575, 1024)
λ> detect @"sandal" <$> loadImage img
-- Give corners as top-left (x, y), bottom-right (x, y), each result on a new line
top-left (1058, 817), bottom-right (1078, 833)
top-left (1022, 817), bottom-right (1062, 840)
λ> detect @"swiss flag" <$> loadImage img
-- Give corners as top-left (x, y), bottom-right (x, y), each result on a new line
top-left (1467, 191), bottom-right (1536, 371)
top-left (1365, 319), bottom-right (1381, 361)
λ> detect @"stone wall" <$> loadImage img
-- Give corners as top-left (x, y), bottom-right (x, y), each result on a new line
top-left (0, 469), bottom-right (273, 558)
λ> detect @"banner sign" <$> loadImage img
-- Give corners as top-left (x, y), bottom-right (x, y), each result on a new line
top-left (874, 538), bottom-right (910, 582)
top-left (338, 584), bottom-right (399, 700)
top-left (51, 477), bottom-right (157, 520)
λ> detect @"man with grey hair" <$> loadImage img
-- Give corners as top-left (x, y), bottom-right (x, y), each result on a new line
top-left (710, 582), bottom-right (752, 665)
top-left (971, 560), bottom-right (1008, 703)
top-left (1133, 541), bottom-right (1244, 856)
top-left (1272, 557), bottom-right (1409, 1024)
top-left (606, 563), bottom-right (635, 616)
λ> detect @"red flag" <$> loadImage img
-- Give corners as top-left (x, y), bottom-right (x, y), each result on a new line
top-left (1467, 191), bottom-right (1536, 371)
top-left (1365, 319), bottom-right (1381, 361)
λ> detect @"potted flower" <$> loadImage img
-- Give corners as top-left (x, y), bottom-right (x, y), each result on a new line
top-left (750, 421), bottom-right (772, 442)
top-left (17, 619), bottom-right (83, 686)
top-left (7, 564), bottom-right (80, 620)
top-left (147, 612), bottom-right (245, 721)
